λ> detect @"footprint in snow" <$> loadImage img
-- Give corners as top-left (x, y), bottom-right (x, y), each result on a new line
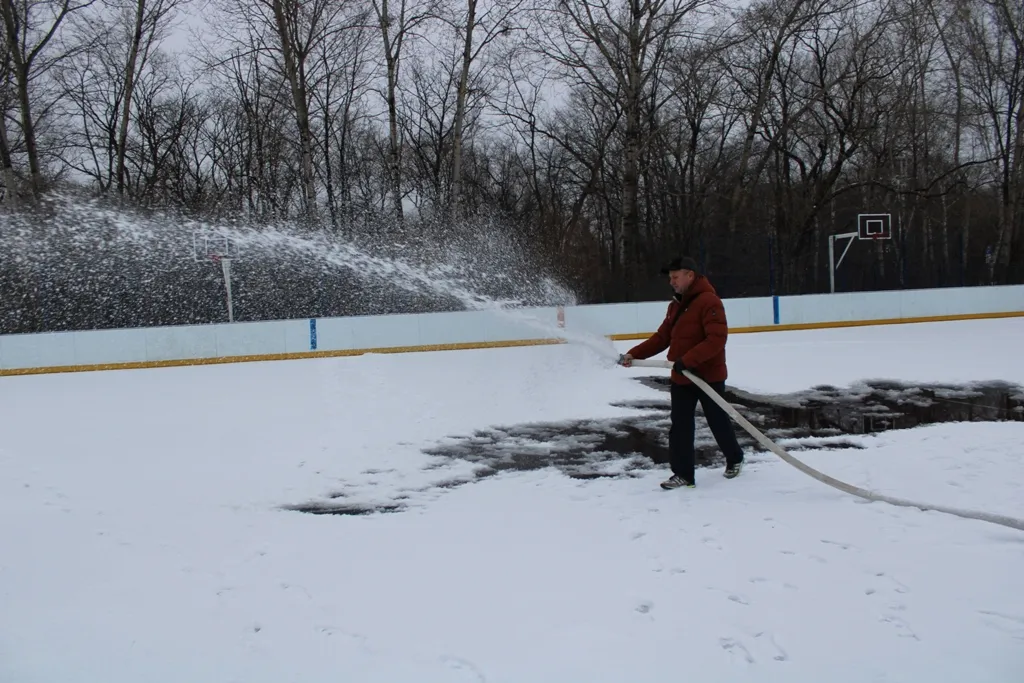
top-left (978, 610), bottom-right (1024, 640)
top-left (719, 637), bottom-right (755, 663)
top-left (441, 655), bottom-right (488, 682)
top-left (873, 571), bottom-right (911, 594)
top-left (708, 587), bottom-right (750, 605)
top-left (779, 550), bottom-right (824, 562)
top-left (864, 572), bottom-right (910, 602)
top-left (753, 631), bottom-right (789, 661)
top-left (702, 536), bottom-right (723, 550)
top-left (319, 627), bottom-right (367, 645)
top-left (880, 614), bottom-right (919, 640)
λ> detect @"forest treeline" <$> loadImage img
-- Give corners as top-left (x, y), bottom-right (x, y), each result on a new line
top-left (1, 0), bottom-right (1023, 332)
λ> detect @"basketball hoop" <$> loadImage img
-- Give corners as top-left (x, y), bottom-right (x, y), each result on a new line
top-left (828, 213), bottom-right (894, 293)
top-left (192, 229), bottom-right (239, 323)
top-left (857, 214), bottom-right (892, 241)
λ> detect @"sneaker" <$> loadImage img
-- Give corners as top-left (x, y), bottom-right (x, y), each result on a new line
top-left (724, 462), bottom-right (743, 479)
top-left (660, 475), bottom-right (695, 490)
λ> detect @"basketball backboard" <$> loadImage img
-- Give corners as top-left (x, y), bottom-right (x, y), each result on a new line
top-left (192, 230), bottom-right (240, 262)
top-left (857, 213), bottom-right (892, 240)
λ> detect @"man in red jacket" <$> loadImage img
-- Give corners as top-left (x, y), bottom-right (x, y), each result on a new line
top-left (619, 256), bottom-right (744, 489)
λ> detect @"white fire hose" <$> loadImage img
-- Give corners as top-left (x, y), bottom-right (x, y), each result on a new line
top-left (625, 358), bottom-right (1024, 532)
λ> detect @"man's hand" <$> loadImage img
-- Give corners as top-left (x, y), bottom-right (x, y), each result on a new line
top-left (673, 360), bottom-right (691, 375)
top-left (618, 353), bottom-right (634, 367)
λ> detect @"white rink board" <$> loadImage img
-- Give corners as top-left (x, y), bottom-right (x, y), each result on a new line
top-left (1, 285), bottom-right (1022, 372)
top-left (779, 285), bottom-right (1024, 325)
top-left (1, 331), bottom-right (78, 370)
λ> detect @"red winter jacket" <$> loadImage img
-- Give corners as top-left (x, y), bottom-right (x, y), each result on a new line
top-left (627, 275), bottom-right (729, 385)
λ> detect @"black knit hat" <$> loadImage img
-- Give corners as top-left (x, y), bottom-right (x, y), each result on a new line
top-left (660, 256), bottom-right (700, 274)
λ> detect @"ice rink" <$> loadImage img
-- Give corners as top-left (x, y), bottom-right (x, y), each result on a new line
top-left (2, 317), bottom-right (1023, 682)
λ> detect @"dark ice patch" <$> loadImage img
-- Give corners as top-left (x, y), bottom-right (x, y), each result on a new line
top-left (287, 378), bottom-right (1023, 515)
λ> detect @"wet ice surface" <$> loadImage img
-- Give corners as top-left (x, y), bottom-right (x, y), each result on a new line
top-left (290, 377), bottom-right (1024, 515)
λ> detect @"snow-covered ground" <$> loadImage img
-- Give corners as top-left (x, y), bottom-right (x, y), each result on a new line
top-left (1, 317), bottom-right (1023, 682)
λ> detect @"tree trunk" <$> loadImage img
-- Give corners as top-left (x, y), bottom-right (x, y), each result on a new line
top-left (619, 0), bottom-right (645, 298)
top-left (1005, 83), bottom-right (1024, 278)
top-left (0, 107), bottom-right (18, 206)
top-left (450, 0), bottom-right (477, 222)
top-left (116, 0), bottom-right (147, 195)
top-left (726, 0), bottom-right (815, 233)
top-left (963, 196), bottom-right (971, 284)
top-left (940, 191), bottom-right (949, 284)
top-left (386, 53), bottom-right (403, 226)
top-left (1, 0), bottom-right (43, 196)
top-left (272, 0), bottom-right (317, 218)
top-left (323, 92), bottom-right (338, 229)
top-left (621, 111), bottom-right (641, 296)
top-left (0, 57), bottom-right (18, 206)
top-left (378, 0), bottom-right (404, 227)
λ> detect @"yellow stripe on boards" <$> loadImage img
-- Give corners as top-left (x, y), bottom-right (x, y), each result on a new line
top-left (2, 309), bottom-right (1022, 377)
top-left (607, 310), bottom-right (1024, 341)
top-left (0, 337), bottom-right (566, 377)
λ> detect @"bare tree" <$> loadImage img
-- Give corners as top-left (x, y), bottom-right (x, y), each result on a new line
top-left (0, 31), bottom-right (20, 202)
top-left (218, 49), bottom-right (295, 217)
top-left (439, 0), bottom-right (523, 220)
top-left (533, 0), bottom-right (710, 297)
top-left (490, 44), bottom-right (559, 227)
top-left (772, 1), bottom-right (902, 290)
top-left (311, 24), bottom-right (374, 229)
top-left (0, 0), bottom-right (95, 196)
top-left (369, 0), bottom-right (434, 226)
top-left (399, 47), bottom-right (463, 215)
top-left (206, 0), bottom-right (368, 220)
top-left (717, 0), bottom-right (837, 238)
top-left (957, 0), bottom-right (1024, 280)
top-left (661, 29), bottom-right (738, 254)
top-left (52, 0), bottom-right (183, 195)
top-left (114, 0), bottom-right (183, 195)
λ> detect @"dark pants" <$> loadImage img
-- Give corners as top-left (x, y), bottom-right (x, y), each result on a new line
top-left (670, 380), bottom-right (744, 482)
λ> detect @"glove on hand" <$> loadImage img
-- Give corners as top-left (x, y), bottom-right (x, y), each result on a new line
top-left (673, 360), bottom-right (691, 375)
top-left (618, 354), bottom-right (634, 367)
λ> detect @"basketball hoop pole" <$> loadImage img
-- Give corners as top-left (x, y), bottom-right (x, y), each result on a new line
top-left (221, 256), bottom-right (234, 323)
top-left (828, 231), bottom-right (858, 294)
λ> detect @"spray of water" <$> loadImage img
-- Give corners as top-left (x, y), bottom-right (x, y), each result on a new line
top-left (0, 193), bottom-right (622, 361)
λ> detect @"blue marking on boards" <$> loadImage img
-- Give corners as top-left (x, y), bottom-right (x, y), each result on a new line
top-left (773, 296), bottom-right (780, 325)
top-left (309, 318), bottom-right (318, 350)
